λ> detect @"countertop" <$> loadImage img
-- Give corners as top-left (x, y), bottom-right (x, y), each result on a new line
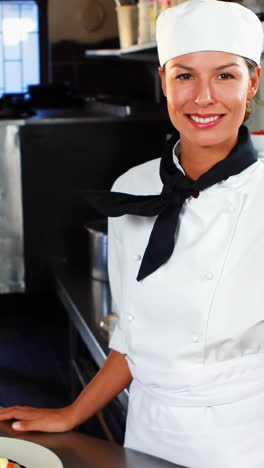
top-left (0, 421), bottom-right (183, 468)
top-left (0, 104), bottom-right (169, 125)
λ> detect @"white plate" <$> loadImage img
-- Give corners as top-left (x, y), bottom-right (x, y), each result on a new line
top-left (0, 437), bottom-right (63, 468)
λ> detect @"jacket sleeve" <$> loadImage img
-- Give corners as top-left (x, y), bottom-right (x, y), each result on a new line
top-left (107, 216), bottom-right (128, 354)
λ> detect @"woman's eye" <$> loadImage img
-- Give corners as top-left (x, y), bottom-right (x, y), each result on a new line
top-left (176, 73), bottom-right (192, 80)
top-left (218, 72), bottom-right (234, 79)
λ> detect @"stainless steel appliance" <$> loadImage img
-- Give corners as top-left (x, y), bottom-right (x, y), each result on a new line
top-left (84, 219), bottom-right (108, 282)
top-left (0, 121), bottom-right (25, 293)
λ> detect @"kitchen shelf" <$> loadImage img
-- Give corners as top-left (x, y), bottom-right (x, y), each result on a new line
top-left (85, 41), bottom-right (158, 62)
top-left (85, 41), bottom-right (157, 57)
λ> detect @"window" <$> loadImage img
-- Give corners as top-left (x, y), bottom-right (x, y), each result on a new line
top-left (0, 0), bottom-right (40, 96)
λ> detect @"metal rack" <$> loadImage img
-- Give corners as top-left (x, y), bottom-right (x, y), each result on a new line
top-left (85, 41), bottom-right (157, 58)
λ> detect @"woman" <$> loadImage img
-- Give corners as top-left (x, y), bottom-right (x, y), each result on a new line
top-left (0, 1), bottom-right (264, 467)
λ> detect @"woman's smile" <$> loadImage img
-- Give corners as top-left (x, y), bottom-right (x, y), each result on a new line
top-left (187, 113), bottom-right (225, 129)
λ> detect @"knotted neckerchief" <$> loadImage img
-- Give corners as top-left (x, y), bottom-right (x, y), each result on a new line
top-left (85, 125), bottom-right (257, 281)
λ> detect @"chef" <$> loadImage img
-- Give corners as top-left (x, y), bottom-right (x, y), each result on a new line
top-left (105, 2), bottom-right (264, 466)
top-left (0, 1), bottom-right (264, 467)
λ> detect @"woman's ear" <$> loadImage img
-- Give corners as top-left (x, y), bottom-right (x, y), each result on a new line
top-left (248, 65), bottom-right (262, 99)
top-left (158, 66), bottom-right (167, 98)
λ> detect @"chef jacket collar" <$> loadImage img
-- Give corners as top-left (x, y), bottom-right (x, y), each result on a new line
top-left (173, 139), bottom-right (186, 175)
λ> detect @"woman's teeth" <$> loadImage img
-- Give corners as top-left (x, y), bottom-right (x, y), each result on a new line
top-left (189, 115), bottom-right (222, 123)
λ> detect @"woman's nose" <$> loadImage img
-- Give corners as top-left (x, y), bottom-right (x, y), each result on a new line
top-left (194, 81), bottom-right (215, 106)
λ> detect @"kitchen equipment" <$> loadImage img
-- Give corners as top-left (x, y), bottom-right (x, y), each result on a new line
top-left (85, 94), bottom-right (132, 117)
top-left (27, 83), bottom-right (74, 108)
top-left (138, 1), bottom-right (153, 44)
top-left (84, 93), bottom-right (167, 117)
top-left (0, 93), bottom-right (35, 118)
top-left (116, 4), bottom-right (138, 48)
top-left (0, 122), bottom-right (24, 293)
top-left (84, 219), bottom-right (108, 281)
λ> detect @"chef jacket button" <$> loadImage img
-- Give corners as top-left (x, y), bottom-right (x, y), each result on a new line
top-left (192, 335), bottom-right (199, 343)
top-left (128, 314), bottom-right (135, 321)
top-left (206, 272), bottom-right (214, 280)
top-left (202, 272), bottom-right (214, 280)
top-left (134, 254), bottom-right (142, 261)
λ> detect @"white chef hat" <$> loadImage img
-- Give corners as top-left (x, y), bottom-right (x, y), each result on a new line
top-left (156, 0), bottom-right (263, 67)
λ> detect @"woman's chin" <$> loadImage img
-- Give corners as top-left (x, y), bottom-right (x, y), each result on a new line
top-left (181, 126), bottom-right (239, 150)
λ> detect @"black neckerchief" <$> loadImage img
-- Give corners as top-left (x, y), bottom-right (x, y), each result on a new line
top-left (84, 125), bottom-right (257, 281)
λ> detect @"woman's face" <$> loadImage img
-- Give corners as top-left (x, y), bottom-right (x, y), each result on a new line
top-left (159, 51), bottom-right (261, 149)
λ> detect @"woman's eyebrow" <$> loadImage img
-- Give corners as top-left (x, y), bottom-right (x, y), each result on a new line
top-left (170, 64), bottom-right (193, 70)
top-left (215, 62), bottom-right (241, 70)
top-left (169, 62), bottom-right (240, 71)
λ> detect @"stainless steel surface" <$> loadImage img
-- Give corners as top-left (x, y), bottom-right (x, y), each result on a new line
top-left (24, 107), bottom-right (168, 124)
top-left (26, 108), bottom-right (120, 124)
top-left (0, 122), bottom-right (25, 293)
top-left (56, 275), bottom-right (108, 367)
top-left (85, 221), bottom-right (109, 282)
top-left (53, 263), bottom-right (129, 412)
top-left (91, 280), bottom-right (111, 321)
top-left (85, 97), bottom-right (132, 117)
top-left (84, 41), bottom-right (157, 56)
top-left (0, 422), bottom-right (182, 468)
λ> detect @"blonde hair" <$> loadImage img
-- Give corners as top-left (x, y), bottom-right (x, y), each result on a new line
top-left (244, 58), bottom-right (258, 122)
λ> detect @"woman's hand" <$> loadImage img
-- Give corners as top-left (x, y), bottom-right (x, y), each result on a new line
top-left (0, 351), bottom-right (131, 434)
top-left (0, 405), bottom-right (76, 432)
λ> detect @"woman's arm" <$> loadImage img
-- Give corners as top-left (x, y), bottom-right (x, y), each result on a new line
top-left (0, 350), bottom-right (132, 432)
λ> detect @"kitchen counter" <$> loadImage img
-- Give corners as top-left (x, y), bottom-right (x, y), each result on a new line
top-left (0, 421), bottom-right (184, 468)
top-left (0, 103), bottom-right (170, 125)
top-left (25, 104), bottom-right (169, 124)
top-left (25, 107), bottom-right (126, 124)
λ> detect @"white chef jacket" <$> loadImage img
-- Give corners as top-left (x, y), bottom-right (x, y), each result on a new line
top-left (108, 143), bottom-right (264, 468)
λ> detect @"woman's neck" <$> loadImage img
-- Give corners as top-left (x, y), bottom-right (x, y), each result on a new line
top-left (179, 135), bottom-right (238, 180)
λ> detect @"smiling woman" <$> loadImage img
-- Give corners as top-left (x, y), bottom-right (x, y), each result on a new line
top-left (158, 50), bottom-right (261, 178)
top-left (162, 56), bottom-right (258, 122)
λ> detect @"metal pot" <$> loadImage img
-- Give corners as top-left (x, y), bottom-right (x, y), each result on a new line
top-left (84, 219), bottom-right (108, 281)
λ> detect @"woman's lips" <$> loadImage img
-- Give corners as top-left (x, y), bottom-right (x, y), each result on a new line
top-left (186, 113), bottom-right (225, 129)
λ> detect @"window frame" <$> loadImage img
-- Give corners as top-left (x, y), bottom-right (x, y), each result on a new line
top-left (0, 0), bottom-right (50, 88)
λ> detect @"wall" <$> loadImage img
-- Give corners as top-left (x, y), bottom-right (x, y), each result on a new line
top-left (47, 0), bottom-right (264, 45)
top-left (243, 0), bottom-right (264, 12)
top-left (48, 0), bottom-right (118, 44)
top-left (47, 0), bottom-right (264, 44)
top-left (48, 1), bottom-right (160, 101)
